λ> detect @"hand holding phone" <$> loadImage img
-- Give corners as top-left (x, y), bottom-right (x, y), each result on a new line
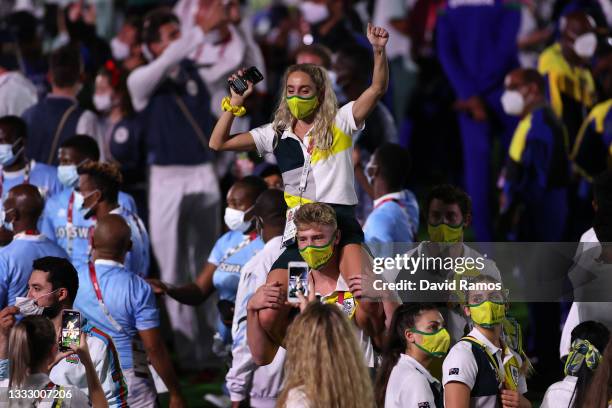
top-left (228, 66), bottom-right (264, 96)
top-left (60, 310), bottom-right (81, 352)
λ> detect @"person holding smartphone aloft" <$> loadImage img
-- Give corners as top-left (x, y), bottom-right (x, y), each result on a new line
top-left (209, 23), bottom-right (390, 293)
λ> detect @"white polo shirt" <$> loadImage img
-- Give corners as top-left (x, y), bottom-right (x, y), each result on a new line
top-left (385, 354), bottom-right (441, 408)
top-left (540, 375), bottom-right (576, 408)
top-left (442, 328), bottom-right (527, 408)
top-left (250, 102), bottom-right (364, 208)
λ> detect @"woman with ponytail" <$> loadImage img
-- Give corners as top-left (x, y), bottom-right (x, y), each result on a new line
top-left (0, 316), bottom-right (108, 407)
top-left (374, 303), bottom-right (450, 408)
top-left (584, 337), bottom-right (612, 408)
top-left (542, 321), bottom-right (610, 408)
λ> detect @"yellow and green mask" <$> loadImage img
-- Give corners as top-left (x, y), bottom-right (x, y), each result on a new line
top-left (299, 233), bottom-right (336, 270)
top-left (410, 327), bottom-right (451, 358)
top-left (287, 95), bottom-right (319, 119)
top-left (467, 300), bottom-right (506, 328)
top-left (427, 222), bottom-right (463, 243)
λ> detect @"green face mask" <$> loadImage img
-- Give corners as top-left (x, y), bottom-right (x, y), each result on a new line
top-left (299, 234), bottom-right (335, 270)
top-left (410, 328), bottom-right (451, 358)
top-left (467, 300), bottom-right (506, 328)
top-left (286, 95), bottom-right (319, 119)
top-left (427, 222), bottom-right (463, 243)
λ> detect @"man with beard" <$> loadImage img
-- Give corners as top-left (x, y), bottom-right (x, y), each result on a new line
top-left (0, 256), bottom-right (128, 407)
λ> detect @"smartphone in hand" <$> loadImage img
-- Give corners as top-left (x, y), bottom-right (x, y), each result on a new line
top-left (60, 309), bottom-right (81, 352)
top-left (287, 261), bottom-right (309, 303)
top-left (228, 66), bottom-right (264, 95)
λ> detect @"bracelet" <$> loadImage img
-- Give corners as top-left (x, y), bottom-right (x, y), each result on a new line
top-left (221, 96), bottom-right (247, 117)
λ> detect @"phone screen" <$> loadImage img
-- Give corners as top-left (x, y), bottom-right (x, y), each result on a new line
top-left (61, 310), bottom-right (81, 351)
top-left (288, 263), bottom-right (309, 302)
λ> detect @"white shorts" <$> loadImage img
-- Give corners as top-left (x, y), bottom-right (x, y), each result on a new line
top-left (123, 368), bottom-right (158, 408)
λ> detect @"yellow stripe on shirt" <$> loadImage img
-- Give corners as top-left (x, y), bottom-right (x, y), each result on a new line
top-left (509, 113), bottom-right (533, 163)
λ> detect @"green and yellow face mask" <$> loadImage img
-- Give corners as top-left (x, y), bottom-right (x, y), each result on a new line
top-left (286, 95), bottom-right (319, 119)
top-left (299, 233), bottom-right (336, 270)
top-left (427, 222), bottom-right (463, 243)
top-left (410, 327), bottom-right (451, 358)
top-left (467, 300), bottom-right (506, 328)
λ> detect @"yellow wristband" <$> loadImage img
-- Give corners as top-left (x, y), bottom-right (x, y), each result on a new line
top-left (221, 96), bottom-right (247, 117)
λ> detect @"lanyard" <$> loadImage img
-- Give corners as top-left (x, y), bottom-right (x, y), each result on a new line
top-left (13, 230), bottom-right (40, 239)
top-left (66, 192), bottom-right (76, 257)
top-left (88, 262), bottom-right (123, 332)
top-left (219, 231), bottom-right (257, 265)
top-left (0, 161), bottom-right (31, 199)
top-left (298, 136), bottom-right (315, 204)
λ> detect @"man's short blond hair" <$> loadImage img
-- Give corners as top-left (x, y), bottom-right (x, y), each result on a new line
top-left (294, 203), bottom-right (337, 231)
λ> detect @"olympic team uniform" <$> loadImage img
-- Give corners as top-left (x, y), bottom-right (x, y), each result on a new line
top-left (1, 160), bottom-right (62, 202)
top-left (208, 230), bottom-right (263, 348)
top-left (40, 188), bottom-right (137, 271)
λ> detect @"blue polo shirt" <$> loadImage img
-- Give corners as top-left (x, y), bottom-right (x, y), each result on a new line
top-left (41, 188), bottom-right (137, 271)
top-left (1, 160), bottom-right (62, 201)
top-left (110, 206), bottom-right (150, 278)
top-left (209, 230), bottom-right (264, 343)
top-left (0, 232), bottom-right (68, 308)
top-left (364, 190), bottom-right (419, 257)
top-left (74, 259), bottom-right (159, 370)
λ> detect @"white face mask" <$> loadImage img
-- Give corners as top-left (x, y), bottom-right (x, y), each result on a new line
top-left (15, 297), bottom-right (43, 316)
top-left (501, 90), bottom-right (525, 116)
top-left (364, 155), bottom-right (377, 185)
top-left (111, 37), bottom-right (130, 61)
top-left (0, 207), bottom-right (14, 232)
top-left (574, 32), bottom-right (597, 59)
top-left (93, 93), bottom-right (112, 113)
top-left (15, 290), bottom-right (60, 316)
top-left (224, 206), bottom-right (253, 232)
top-left (0, 139), bottom-right (22, 167)
top-left (300, 1), bottom-right (330, 25)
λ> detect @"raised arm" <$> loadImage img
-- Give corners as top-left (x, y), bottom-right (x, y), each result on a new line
top-left (209, 71), bottom-right (257, 152)
top-left (128, 1), bottom-right (227, 112)
top-left (352, 23), bottom-right (389, 127)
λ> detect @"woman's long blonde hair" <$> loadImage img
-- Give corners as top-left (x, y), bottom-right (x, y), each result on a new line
top-left (9, 316), bottom-right (56, 388)
top-left (272, 64), bottom-right (338, 150)
top-left (276, 302), bottom-right (374, 408)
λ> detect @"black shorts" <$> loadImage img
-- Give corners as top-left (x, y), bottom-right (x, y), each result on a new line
top-left (271, 204), bottom-right (364, 270)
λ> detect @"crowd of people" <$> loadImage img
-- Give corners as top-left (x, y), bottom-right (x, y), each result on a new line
top-left (0, 0), bottom-right (610, 407)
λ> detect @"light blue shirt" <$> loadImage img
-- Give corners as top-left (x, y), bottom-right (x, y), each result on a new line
top-left (111, 206), bottom-right (150, 278)
top-left (74, 259), bottom-right (159, 371)
top-left (41, 188), bottom-right (137, 271)
top-left (364, 190), bottom-right (419, 258)
top-left (2, 160), bottom-right (62, 201)
top-left (0, 232), bottom-right (68, 308)
top-left (209, 230), bottom-right (264, 343)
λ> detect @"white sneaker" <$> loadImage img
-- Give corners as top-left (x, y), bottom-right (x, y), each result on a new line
top-left (203, 394), bottom-right (231, 408)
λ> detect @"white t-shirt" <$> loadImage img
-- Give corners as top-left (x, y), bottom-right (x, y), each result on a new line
top-left (540, 375), bottom-right (577, 408)
top-left (385, 354), bottom-right (441, 408)
top-left (442, 328), bottom-right (528, 408)
top-left (0, 71), bottom-right (38, 117)
top-left (560, 302), bottom-right (612, 358)
top-left (250, 102), bottom-right (364, 207)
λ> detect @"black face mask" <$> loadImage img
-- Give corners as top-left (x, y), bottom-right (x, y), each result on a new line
top-left (42, 301), bottom-right (63, 319)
